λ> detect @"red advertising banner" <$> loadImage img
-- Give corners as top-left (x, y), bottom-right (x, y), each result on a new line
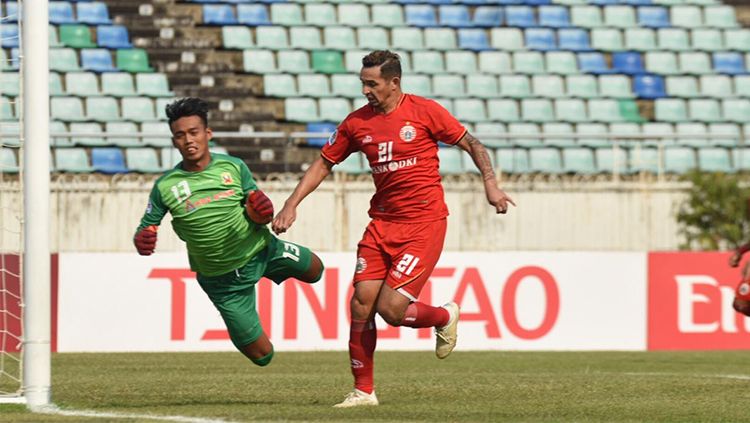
top-left (648, 252), bottom-right (750, 350)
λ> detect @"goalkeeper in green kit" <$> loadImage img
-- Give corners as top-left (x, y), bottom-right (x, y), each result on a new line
top-left (134, 97), bottom-right (324, 366)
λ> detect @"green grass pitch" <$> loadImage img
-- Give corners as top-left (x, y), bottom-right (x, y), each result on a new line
top-left (2, 351), bottom-right (750, 422)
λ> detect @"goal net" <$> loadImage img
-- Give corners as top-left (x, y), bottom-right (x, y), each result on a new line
top-left (0, 2), bottom-right (24, 404)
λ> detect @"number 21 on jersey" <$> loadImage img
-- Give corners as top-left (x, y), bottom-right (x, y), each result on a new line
top-left (396, 254), bottom-right (420, 276)
top-left (377, 141), bottom-right (393, 162)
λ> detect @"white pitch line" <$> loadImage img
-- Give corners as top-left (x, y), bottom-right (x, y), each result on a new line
top-left (619, 371), bottom-right (750, 381)
top-left (33, 404), bottom-right (238, 423)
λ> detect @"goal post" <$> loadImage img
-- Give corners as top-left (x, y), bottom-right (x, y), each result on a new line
top-left (22, 0), bottom-right (51, 409)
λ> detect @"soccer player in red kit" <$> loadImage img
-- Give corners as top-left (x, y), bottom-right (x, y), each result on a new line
top-left (729, 243), bottom-right (750, 316)
top-left (272, 50), bottom-right (515, 407)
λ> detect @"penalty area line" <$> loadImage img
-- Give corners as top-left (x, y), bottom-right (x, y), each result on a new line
top-left (34, 405), bottom-right (238, 423)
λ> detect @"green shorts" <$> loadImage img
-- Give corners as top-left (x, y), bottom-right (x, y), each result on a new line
top-left (196, 236), bottom-right (321, 350)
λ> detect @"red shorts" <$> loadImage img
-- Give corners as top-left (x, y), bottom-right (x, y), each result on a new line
top-left (353, 218), bottom-right (447, 301)
top-left (736, 280), bottom-right (750, 301)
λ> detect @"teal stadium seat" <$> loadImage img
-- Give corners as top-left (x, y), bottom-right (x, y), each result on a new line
top-left (0, 148), bottom-right (18, 173)
top-left (51, 97), bottom-right (85, 122)
top-left (126, 148), bottom-right (163, 173)
top-left (543, 122), bottom-right (576, 148)
top-left (331, 74), bottom-right (361, 98)
top-left (121, 97), bottom-right (156, 122)
top-left (222, 26), bottom-right (253, 49)
top-left (475, 123), bottom-right (510, 148)
top-left (698, 147), bottom-right (733, 172)
top-left (491, 28), bottom-right (524, 51)
top-left (496, 148), bottom-right (530, 174)
top-left (312, 50), bottom-right (345, 73)
top-left (324, 27), bottom-right (356, 51)
top-left (402, 75), bottom-right (432, 97)
top-left (723, 99), bottom-right (750, 123)
top-left (271, 3), bottom-right (304, 26)
top-left (466, 75), bottom-right (499, 99)
top-left (643, 122), bottom-right (676, 147)
top-left (338, 4), bottom-right (369, 26)
top-left (357, 28), bottom-right (389, 50)
top-left (562, 147), bottom-right (597, 174)
top-left (508, 123), bottom-right (542, 148)
top-left (344, 50), bottom-right (369, 73)
top-left (610, 122), bottom-right (641, 148)
top-left (692, 28), bottom-right (723, 51)
top-left (445, 51), bottom-right (477, 74)
top-left (412, 51), bottom-right (445, 74)
top-left (500, 75), bottom-right (531, 98)
top-left (513, 52), bottom-right (545, 75)
top-left (671, 6), bottom-right (703, 29)
top-left (487, 99), bottom-right (520, 122)
top-left (64, 72), bottom-right (99, 97)
top-left (664, 147), bottom-right (697, 173)
top-left (733, 76), bottom-right (750, 97)
top-left (629, 147), bottom-right (659, 173)
top-left (625, 28), bottom-right (657, 51)
top-left (453, 99), bottom-right (488, 123)
top-left (708, 123), bottom-right (740, 147)
top-left (679, 52), bottom-right (712, 75)
top-left (0, 123), bottom-right (20, 147)
top-left (566, 75), bottom-right (599, 98)
top-left (478, 52), bottom-right (512, 75)
top-left (733, 148), bottom-right (750, 171)
top-left (529, 148), bottom-right (563, 173)
top-left (85, 97), bottom-right (121, 122)
top-left (604, 5), bottom-right (637, 28)
top-left (136, 73), bottom-right (173, 97)
top-left (658, 28), bottom-right (690, 51)
top-left (371, 4), bottom-right (405, 27)
top-left (589, 99), bottom-right (624, 123)
top-left (591, 28), bottom-right (624, 52)
top-left (305, 3), bottom-right (337, 26)
top-left (256, 27), bottom-right (289, 50)
top-left (577, 123), bottom-right (609, 148)
top-left (50, 121), bottom-right (71, 147)
top-left (55, 148), bottom-right (94, 173)
top-left (285, 98), bottom-right (318, 122)
top-left (290, 27), bottom-right (322, 50)
top-left (0, 73), bottom-right (19, 97)
top-left (141, 122), bottom-right (171, 147)
top-left (599, 75), bottom-right (634, 99)
top-left (655, 99), bottom-right (688, 122)
top-left (688, 99), bottom-right (721, 123)
top-left (49, 48), bottom-right (80, 72)
top-left (595, 147), bottom-right (629, 173)
top-left (521, 99), bottom-right (554, 123)
top-left (646, 51), bottom-right (679, 74)
top-left (160, 148), bottom-right (181, 169)
top-left (278, 50), bottom-right (311, 74)
top-left (555, 99), bottom-right (588, 123)
top-left (666, 76), bottom-right (699, 97)
top-left (49, 73), bottom-right (64, 96)
top-left (116, 49), bottom-right (153, 73)
top-left (704, 5), bottom-right (738, 28)
top-left (391, 28), bottom-right (425, 51)
top-left (264, 74), bottom-right (296, 97)
top-left (106, 122), bottom-right (141, 147)
top-left (102, 73), bottom-right (136, 96)
top-left (438, 148), bottom-right (464, 175)
top-left (244, 50), bottom-right (276, 74)
top-left (533, 75), bottom-right (565, 98)
top-left (676, 122), bottom-right (709, 147)
top-left (425, 28), bottom-right (457, 51)
top-left (433, 75), bottom-right (465, 98)
top-left (298, 74), bottom-right (331, 97)
top-left (725, 29), bottom-right (750, 52)
top-left (546, 52), bottom-right (579, 75)
top-left (571, 6), bottom-right (603, 28)
top-left (69, 122), bottom-right (106, 146)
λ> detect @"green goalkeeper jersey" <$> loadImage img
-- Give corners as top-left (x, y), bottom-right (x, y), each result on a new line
top-left (136, 153), bottom-right (272, 276)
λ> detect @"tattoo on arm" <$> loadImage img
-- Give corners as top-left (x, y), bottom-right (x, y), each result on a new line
top-left (464, 133), bottom-right (496, 182)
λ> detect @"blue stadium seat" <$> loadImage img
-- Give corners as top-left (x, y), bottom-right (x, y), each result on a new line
top-left (622, 0), bottom-right (652, 5)
top-left (558, 29), bottom-right (591, 52)
top-left (633, 75), bottom-right (666, 99)
top-left (81, 48), bottom-right (117, 72)
top-left (538, 6), bottom-right (570, 28)
top-left (97, 25), bottom-right (132, 49)
top-left (525, 0), bottom-right (552, 5)
top-left (49, 1), bottom-right (76, 25)
top-left (306, 122), bottom-right (336, 148)
top-left (203, 4), bottom-right (237, 25)
top-left (525, 28), bottom-right (556, 51)
top-left (612, 52), bottom-right (645, 75)
top-left (238, 4), bottom-right (271, 26)
top-left (5, 2), bottom-right (19, 23)
top-left (637, 6), bottom-right (669, 28)
top-left (578, 53), bottom-right (613, 74)
top-left (458, 29), bottom-right (491, 51)
top-left (473, 6), bottom-right (502, 27)
top-left (713, 52), bottom-right (745, 75)
top-left (77, 2), bottom-right (111, 25)
top-left (1, 25), bottom-right (19, 48)
top-left (589, 0), bottom-right (618, 5)
top-left (439, 5), bottom-right (471, 27)
top-left (405, 5), bottom-right (437, 27)
top-left (505, 6), bottom-right (536, 28)
top-left (92, 148), bottom-right (129, 174)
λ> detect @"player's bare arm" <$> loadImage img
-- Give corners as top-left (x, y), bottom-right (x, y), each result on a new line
top-left (729, 242), bottom-right (750, 267)
top-left (456, 132), bottom-right (516, 214)
top-left (272, 156), bottom-right (334, 234)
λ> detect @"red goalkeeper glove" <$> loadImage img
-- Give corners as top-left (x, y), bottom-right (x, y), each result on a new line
top-left (246, 190), bottom-right (274, 225)
top-left (134, 225), bottom-right (158, 256)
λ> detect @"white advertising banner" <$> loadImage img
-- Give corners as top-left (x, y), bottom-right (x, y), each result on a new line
top-left (58, 252), bottom-right (647, 352)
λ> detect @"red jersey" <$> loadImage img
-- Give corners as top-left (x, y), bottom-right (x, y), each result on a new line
top-left (321, 94), bottom-right (466, 223)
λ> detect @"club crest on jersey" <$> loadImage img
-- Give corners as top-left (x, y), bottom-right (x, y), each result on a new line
top-left (327, 129), bottom-right (338, 145)
top-left (399, 124), bottom-right (416, 142)
top-left (356, 257), bottom-right (367, 273)
top-left (221, 172), bottom-right (233, 185)
top-left (145, 201), bottom-right (153, 214)
top-left (362, 135), bottom-right (373, 144)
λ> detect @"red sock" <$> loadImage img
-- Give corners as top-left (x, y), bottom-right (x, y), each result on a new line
top-left (401, 302), bottom-right (450, 328)
top-left (349, 319), bottom-right (376, 394)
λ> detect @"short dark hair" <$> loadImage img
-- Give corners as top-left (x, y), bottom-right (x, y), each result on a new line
top-left (362, 50), bottom-right (401, 80)
top-left (165, 97), bottom-right (209, 127)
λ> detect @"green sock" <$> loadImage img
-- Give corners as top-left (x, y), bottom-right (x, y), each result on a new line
top-left (251, 348), bottom-right (274, 367)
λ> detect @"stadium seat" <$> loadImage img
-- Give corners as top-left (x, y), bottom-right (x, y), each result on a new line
top-left (566, 75), bottom-right (598, 98)
top-left (425, 28), bottom-right (458, 51)
top-left (55, 148), bottom-right (94, 173)
top-left (591, 28), bottom-right (623, 52)
top-left (433, 98), bottom-right (454, 115)
top-left (154, 98), bottom-right (173, 121)
top-left (723, 99), bottom-right (750, 123)
top-left (358, 27), bottom-right (389, 50)
top-left (203, 4), bottom-right (237, 25)
top-left (49, 73), bottom-right (64, 97)
top-left (50, 121), bottom-right (71, 147)
top-left (51, 97), bottom-right (85, 122)
top-left (478, 51), bottom-right (512, 75)
top-left (97, 25), bottom-right (132, 49)
top-left (279, 50), bottom-right (312, 74)
top-left (0, 148), bottom-right (18, 173)
top-left (541, 122), bottom-right (575, 147)
top-left (610, 122), bottom-right (642, 149)
top-left (595, 147), bottom-right (629, 173)
top-left (142, 122), bottom-right (172, 147)
top-left (495, 148), bottom-right (529, 174)
top-left (80, 48), bottom-right (116, 72)
top-left (589, 99), bottom-right (624, 123)
top-left (437, 148), bottom-right (464, 175)
top-left (1, 25), bottom-right (19, 48)
top-left (445, 51), bottom-right (477, 74)
top-left (655, 99), bottom-right (688, 122)
top-left (49, 1), bottom-right (75, 25)
top-left (85, 97), bottom-right (121, 122)
top-left (675, 122), bottom-right (709, 147)
top-left (69, 122), bottom-right (106, 147)
top-left (238, 4), bottom-right (271, 26)
top-left (642, 122), bottom-right (676, 147)
top-left (529, 148), bottom-right (562, 173)
top-left (264, 74), bottom-right (296, 97)
top-left (619, 100), bottom-right (645, 122)
top-left (439, 5), bottom-right (470, 27)
top-left (105, 122), bottom-right (140, 147)
top-left (625, 28), bottom-right (657, 51)
top-left (576, 123), bottom-right (609, 147)
top-left (136, 74), bottom-right (173, 97)
top-left (612, 52), bottom-right (645, 75)
top-left (116, 49), bottom-right (153, 73)
top-left (500, 75), bottom-right (531, 98)
top-left (285, 98), bottom-right (318, 122)
top-left (525, 28), bottom-right (556, 51)
top-left (688, 99), bottom-right (722, 123)
top-left (665, 76), bottom-right (699, 97)
top-left (513, 52), bottom-right (545, 74)
top-left (222, 26), bottom-right (253, 49)
top-left (412, 51), bottom-right (445, 74)
top-left (533, 75), bottom-right (565, 98)
top-left (562, 148), bottom-right (597, 174)
top-left (330, 74), bottom-right (360, 99)
top-left (271, 3), bottom-right (303, 25)
top-left (487, 99), bottom-right (520, 122)
top-left (305, 4), bottom-right (337, 26)
top-left (49, 25), bottom-right (62, 48)
top-left (339, 4), bottom-right (370, 26)
top-left (557, 28), bottom-right (591, 52)
top-left (5, 2), bottom-right (19, 23)
top-left (539, 6), bottom-right (570, 28)
top-left (545, 51), bottom-right (577, 74)
top-left (299, 74), bottom-right (332, 97)
top-left (571, 6), bottom-right (603, 28)
top-left (0, 97), bottom-right (14, 121)
top-left (406, 5), bottom-right (438, 27)
top-left (391, 28), bottom-right (425, 51)
top-left (629, 147), bottom-right (659, 173)
top-left (633, 74), bottom-right (666, 99)
top-left (600, 75), bottom-right (635, 98)
top-left (697, 147), bottom-right (733, 172)
top-left (506, 6), bottom-right (536, 27)
top-left (691, 28), bottom-right (723, 52)
top-left (77, 2), bottom-right (111, 25)
top-left (645, 52), bottom-right (679, 75)
top-left (490, 28), bottom-right (525, 51)
top-left (638, 6), bottom-right (669, 28)
top-left (0, 73), bottom-right (18, 98)
top-left (101, 72), bottom-right (136, 96)
top-left (506, 123), bottom-right (541, 148)
top-left (433, 75), bottom-right (465, 98)
top-left (335, 152), bottom-right (368, 174)
top-left (658, 28), bottom-right (690, 51)
top-left (454, 99), bottom-right (487, 123)
top-left (725, 29), bottom-right (750, 52)
top-left (158, 148), bottom-right (179, 169)
top-left (664, 147), bottom-right (697, 173)
top-left (458, 29), bottom-right (490, 51)
top-left (733, 147), bottom-right (750, 171)
top-left (713, 52), bottom-right (745, 75)
top-left (735, 75), bottom-right (750, 97)
top-left (65, 72), bottom-right (99, 97)
top-left (290, 27), bottom-right (322, 50)
top-left (704, 5), bottom-right (738, 28)
top-left (707, 123), bottom-right (740, 147)
top-left (371, 4), bottom-right (405, 27)
top-left (305, 122), bottom-right (336, 148)
top-left (126, 148), bottom-right (163, 173)
top-left (324, 27), bottom-right (356, 51)
top-left (121, 97), bottom-right (157, 122)
top-left (473, 6), bottom-right (503, 27)
top-left (671, 6), bottom-right (702, 28)
top-left (680, 52), bottom-right (712, 75)
top-left (522, 99), bottom-right (554, 123)
top-left (49, 48), bottom-right (80, 72)
top-left (604, 5), bottom-right (636, 28)
top-left (243, 49), bottom-right (276, 74)
top-left (555, 98), bottom-right (588, 123)
top-left (401, 74), bottom-right (432, 96)
top-left (578, 52), bottom-right (613, 74)
top-left (256, 26), bottom-right (289, 49)
top-left (92, 147), bottom-right (128, 174)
